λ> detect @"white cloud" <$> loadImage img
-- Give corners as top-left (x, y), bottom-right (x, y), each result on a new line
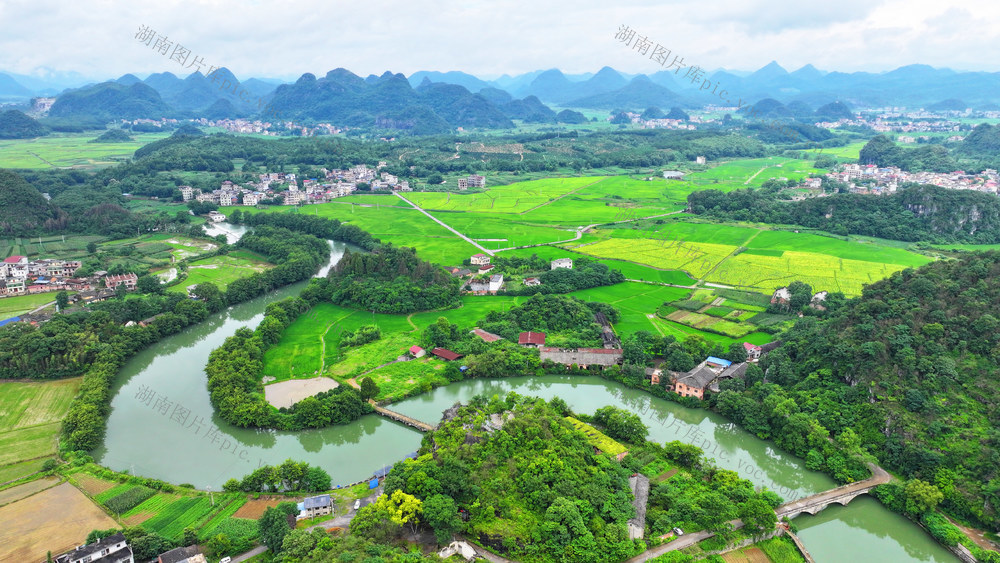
top-left (0, 0), bottom-right (998, 83)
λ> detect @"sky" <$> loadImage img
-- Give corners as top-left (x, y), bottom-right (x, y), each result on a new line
top-left (1, 0), bottom-right (999, 83)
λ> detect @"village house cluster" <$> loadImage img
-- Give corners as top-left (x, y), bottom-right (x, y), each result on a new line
top-left (612, 111), bottom-right (698, 130)
top-left (0, 255), bottom-right (94, 297)
top-left (820, 163), bottom-right (1000, 195)
top-left (191, 117), bottom-right (343, 136)
top-left (183, 163), bottom-right (426, 208)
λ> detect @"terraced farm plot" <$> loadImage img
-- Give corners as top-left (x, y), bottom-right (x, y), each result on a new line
top-left (0, 293), bottom-right (59, 318)
top-left (0, 132), bottom-right (168, 169)
top-left (246, 204), bottom-right (477, 265)
top-left (141, 495), bottom-right (237, 540)
top-left (577, 238), bottom-right (736, 279)
top-left (443, 213), bottom-right (578, 247)
top-left (746, 230), bottom-right (930, 267)
top-left (365, 358), bottom-right (451, 403)
top-left (521, 195), bottom-right (675, 225)
top-left (605, 220), bottom-right (757, 246)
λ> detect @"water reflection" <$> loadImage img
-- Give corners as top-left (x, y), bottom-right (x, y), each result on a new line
top-left (796, 497), bottom-right (957, 562)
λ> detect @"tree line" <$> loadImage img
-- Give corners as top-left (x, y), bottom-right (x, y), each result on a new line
top-left (687, 184), bottom-right (1000, 243)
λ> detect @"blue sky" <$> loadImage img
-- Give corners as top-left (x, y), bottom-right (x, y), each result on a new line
top-left (0, 0), bottom-right (996, 81)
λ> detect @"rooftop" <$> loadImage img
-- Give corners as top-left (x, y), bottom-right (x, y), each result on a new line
top-left (431, 347), bottom-right (462, 361)
top-left (472, 328), bottom-right (503, 342)
top-left (519, 331), bottom-right (546, 345)
top-left (302, 494), bottom-right (332, 509)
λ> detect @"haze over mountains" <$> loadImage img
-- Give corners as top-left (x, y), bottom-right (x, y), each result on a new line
top-left (3, 62), bottom-right (1000, 132)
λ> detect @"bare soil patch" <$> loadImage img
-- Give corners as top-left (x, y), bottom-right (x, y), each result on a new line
top-left (264, 377), bottom-right (340, 409)
top-left (0, 482), bottom-right (116, 562)
top-left (233, 497), bottom-right (287, 519)
top-left (124, 511), bottom-right (155, 526)
top-left (0, 476), bottom-right (60, 506)
top-left (72, 473), bottom-right (115, 496)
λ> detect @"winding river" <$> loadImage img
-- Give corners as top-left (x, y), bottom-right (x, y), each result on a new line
top-left (94, 229), bottom-right (957, 562)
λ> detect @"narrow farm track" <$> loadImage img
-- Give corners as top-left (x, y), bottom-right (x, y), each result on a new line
top-left (696, 230), bottom-right (761, 285)
top-left (518, 177), bottom-right (606, 215)
top-left (744, 167), bottom-right (767, 185)
top-left (393, 192), bottom-right (494, 256)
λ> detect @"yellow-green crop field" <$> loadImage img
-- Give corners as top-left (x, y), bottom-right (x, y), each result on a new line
top-left (576, 238), bottom-right (734, 279)
top-left (712, 251), bottom-right (914, 295)
top-left (575, 226), bottom-right (931, 296)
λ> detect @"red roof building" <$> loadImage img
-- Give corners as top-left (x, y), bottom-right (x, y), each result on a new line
top-left (409, 345), bottom-right (426, 358)
top-left (472, 328), bottom-right (502, 342)
top-left (3, 255), bottom-right (26, 264)
top-left (743, 342), bottom-right (762, 360)
top-left (431, 348), bottom-right (462, 361)
top-left (518, 331), bottom-right (546, 347)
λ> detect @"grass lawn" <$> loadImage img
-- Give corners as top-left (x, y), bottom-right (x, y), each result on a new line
top-left (0, 379), bottom-right (81, 467)
top-left (167, 252), bottom-right (273, 292)
top-left (0, 458), bottom-right (50, 485)
top-left (0, 293), bottom-right (60, 318)
top-left (0, 132), bottom-right (169, 169)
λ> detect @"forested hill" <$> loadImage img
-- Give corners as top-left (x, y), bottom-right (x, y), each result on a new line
top-left (0, 169), bottom-right (64, 235)
top-left (761, 252), bottom-right (1000, 528)
top-left (687, 184), bottom-right (1000, 243)
top-left (321, 245), bottom-right (461, 313)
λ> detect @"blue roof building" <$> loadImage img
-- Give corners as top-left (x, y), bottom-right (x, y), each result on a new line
top-left (705, 356), bottom-right (732, 368)
top-left (0, 317), bottom-right (21, 328)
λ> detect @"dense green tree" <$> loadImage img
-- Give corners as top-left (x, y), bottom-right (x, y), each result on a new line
top-left (422, 494), bottom-right (462, 544)
top-left (258, 506), bottom-right (291, 552)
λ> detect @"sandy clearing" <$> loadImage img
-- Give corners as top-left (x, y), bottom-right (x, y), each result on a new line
top-left (264, 377), bottom-right (340, 408)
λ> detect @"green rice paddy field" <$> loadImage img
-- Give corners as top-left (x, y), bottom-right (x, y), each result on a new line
top-left (0, 379), bottom-right (81, 468)
top-left (0, 132), bottom-right (169, 169)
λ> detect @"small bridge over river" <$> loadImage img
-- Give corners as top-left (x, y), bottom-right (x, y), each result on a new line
top-left (372, 403), bottom-right (436, 432)
top-left (775, 463), bottom-right (891, 519)
top-left (626, 463), bottom-right (891, 562)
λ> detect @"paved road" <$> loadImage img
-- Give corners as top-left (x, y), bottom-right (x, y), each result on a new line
top-left (393, 192), bottom-right (495, 256)
top-left (230, 545), bottom-right (268, 562)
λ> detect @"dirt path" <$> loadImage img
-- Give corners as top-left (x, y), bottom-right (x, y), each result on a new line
top-left (393, 192), bottom-right (495, 256)
top-left (406, 314), bottom-right (418, 332)
top-left (518, 177), bottom-right (606, 215)
top-left (696, 230), bottom-right (761, 285)
top-left (946, 515), bottom-right (999, 551)
top-left (744, 167), bottom-right (767, 185)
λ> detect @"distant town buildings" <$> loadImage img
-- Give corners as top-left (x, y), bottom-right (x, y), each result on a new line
top-left (821, 163), bottom-right (999, 195)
